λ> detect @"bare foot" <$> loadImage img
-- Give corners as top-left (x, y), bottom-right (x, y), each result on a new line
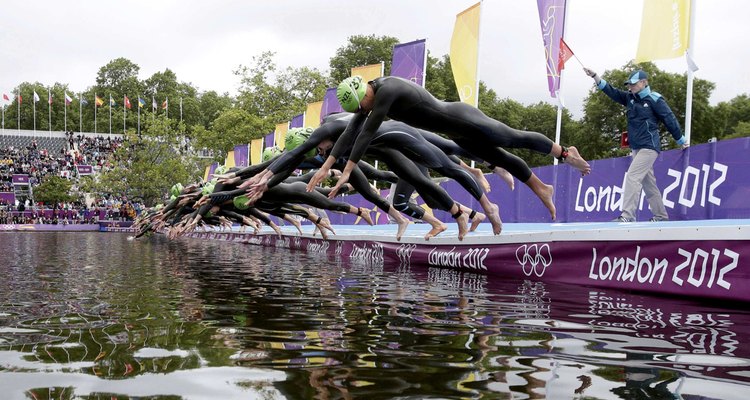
top-left (563, 146), bottom-right (591, 175)
top-left (319, 218), bottom-right (336, 236)
top-left (540, 184), bottom-right (556, 220)
top-left (486, 203), bottom-right (503, 235)
top-left (455, 212), bottom-right (469, 241)
top-left (469, 211), bottom-right (486, 232)
top-left (288, 218), bottom-right (302, 234)
top-left (470, 168), bottom-right (492, 192)
top-left (493, 167), bottom-right (515, 190)
top-left (358, 207), bottom-right (374, 225)
top-left (425, 222), bottom-right (447, 240)
top-left (395, 215), bottom-right (410, 241)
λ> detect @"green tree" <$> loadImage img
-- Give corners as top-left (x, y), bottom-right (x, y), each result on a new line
top-left (194, 90), bottom-right (233, 130)
top-left (193, 108), bottom-right (266, 154)
top-left (425, 54), bottom-right (459, 102)
top-left (91, 117), bottom-right (201, 206)
top-left (235, 51), bottom-right (328, 127)
top-left (33, 176), bottom-right (76, 206)
top-left (329, 34), bottom-right (400, 84)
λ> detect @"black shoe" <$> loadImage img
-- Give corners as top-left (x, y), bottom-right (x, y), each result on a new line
top-left (648, 217), bottom-right (668, 222)
top-left (612, 216), bottom-right (634, 222)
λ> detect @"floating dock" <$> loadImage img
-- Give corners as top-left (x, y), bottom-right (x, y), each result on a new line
top-left (187, 219), bottom-right (750, 303)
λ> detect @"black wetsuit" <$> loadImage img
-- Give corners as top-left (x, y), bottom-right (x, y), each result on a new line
top-left (331, 76), bottom-right (554, 182)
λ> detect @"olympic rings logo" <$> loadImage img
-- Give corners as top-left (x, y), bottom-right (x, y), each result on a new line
top-left (396, 243), bottom-right (417, 264)
top-left (515, 243), bottom-right (552, 277)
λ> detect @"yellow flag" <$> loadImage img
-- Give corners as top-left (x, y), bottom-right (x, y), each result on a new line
top-left (305, 101), bottom-right (323, 128)
top-left (275, 123), bottom-right (289, 150)
top-left (450, 2), bottom-right (481, 107)
top-left (203, 165), bottom-right (211, 182)
top-left (224, 151), bottom-right (235, 168)
top-left (635, 0), bottom-right (691, 62)
top-left (250, 139), bottom-right (263, 165)
top-left (351, 63), bottom-right (383, 83)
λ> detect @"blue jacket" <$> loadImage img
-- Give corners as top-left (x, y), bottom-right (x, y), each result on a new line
top-left (597, 79), bottom-right (686, 152)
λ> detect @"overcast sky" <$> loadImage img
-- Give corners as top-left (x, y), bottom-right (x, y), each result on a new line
top-left (1, 0), bottom-right (746, 119)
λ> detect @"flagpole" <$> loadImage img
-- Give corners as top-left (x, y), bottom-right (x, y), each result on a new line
top-left (180, 97), bottom-right (183, 123)
top-left (17, 92), bottom-right (20, 129)
top-left (422, 39), bottom-right (428, 88)
top-left (123, 95), bottom-right (126, 134)
top-left (137, 96), bottom-right (141, 136)
top-left (48, 87), bottom-right (52, 133)
top-left (475, 0), bottom-right (483, 109)
top-left (64, 94), bottom-right (67, 132)
top-left (94, 94), bottom-right (97, 134)
top-left (165, 97), bottom-right (169, 119)
top-left (33, 91), bottom-right (36, 132)
top-left (79, 93), bottom-right (83, 134)
top-left (553, 4), bottom-right (569, 166)
top-left (469, 1), bottom-right (483, 169)
top-left (684, 0), bottom-right (697, 144)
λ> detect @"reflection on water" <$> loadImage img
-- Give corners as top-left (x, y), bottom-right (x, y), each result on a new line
top-left (0, 232), bottom-right (749, 399)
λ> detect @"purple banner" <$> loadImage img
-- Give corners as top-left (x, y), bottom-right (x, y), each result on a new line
top-left (76, 165), bottom-right (93, 175)
top-left (11, 174), bottom-right (29, 185)
top-left (0, 192), bottom-right (15, 204)
top-left (233, 144), bottom-right (249, 167)
top-left (264, 132), bottom-right (275, 148)
top-left (321, 88), bottom-right (343, 119)
top-left (391, 39), bottom-right (427, 87)
top-left (290, 113), bottom-right (304, 129)
top-left (537, 0), bottom-right (566, 98)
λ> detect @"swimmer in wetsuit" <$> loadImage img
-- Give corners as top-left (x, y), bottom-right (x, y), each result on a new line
top-left (307, 76), bottom-right (593, 233)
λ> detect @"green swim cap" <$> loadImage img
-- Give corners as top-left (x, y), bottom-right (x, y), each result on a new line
top-left (170, 183), bottom-right (184, 197)
top-left (262, 146), bottom-right (282, 162)
top-left (337, 76), bottom-right (367, 113)
top-left (214, 165), bottom-right (227, 176)
top-left (233, 195), bottom-right (251, 210)
top-left (285, 127), bottom-right (316, 158)
top-left (201, 181), bottom-right (216, 196)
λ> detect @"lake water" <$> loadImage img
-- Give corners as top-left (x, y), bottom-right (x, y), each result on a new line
top-left (1, 232), bottom-right (749, 399)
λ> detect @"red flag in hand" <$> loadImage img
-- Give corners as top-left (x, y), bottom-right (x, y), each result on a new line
top-left (558, 38), bottom-right (574, 72)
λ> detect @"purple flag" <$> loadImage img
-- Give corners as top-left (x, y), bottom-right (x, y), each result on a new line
top-left (321, 88), bottom-right (343, 119)
top-left (264, 132), bottom-right (275, 148)
top-left (391, 39), bottom-right (427, 87)
top-left (290, 114), bottom-right (304, 128)
top-left (537, 0), bottom-right (567, 98)
top-left (233, 144), bottom-right (249, 167)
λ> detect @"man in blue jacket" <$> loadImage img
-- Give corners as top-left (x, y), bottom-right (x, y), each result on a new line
top-left (583, 68), bottom-right (689, 222)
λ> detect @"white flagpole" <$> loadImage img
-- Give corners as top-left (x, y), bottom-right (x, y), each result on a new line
top-left (94, 94), bottom-right (98, 134)
top-left (17, 92), bottom-right (20, 129)
top-left (180, 97), bottom-right (183, 123)
top-left (33, 91), bottom-right (36, 132)
top-left (123, 95), bottom-right (126, 133)
top-left (64, 93), bottom-right (67, 132)
top-left (684, 0), bottom-right (697, 144)
top-left (79, 93), bottom-right (83, 134)
top-left (422, 39), bottom-right (428, 88)
top-left (470, 1), bottom-right (483, 168)
top-left (553, 4), bottom-right (569, 166)
top-left (48, 87), bottom-right (52, 133)
top-left (137, 96), bottom-right (141, 135)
